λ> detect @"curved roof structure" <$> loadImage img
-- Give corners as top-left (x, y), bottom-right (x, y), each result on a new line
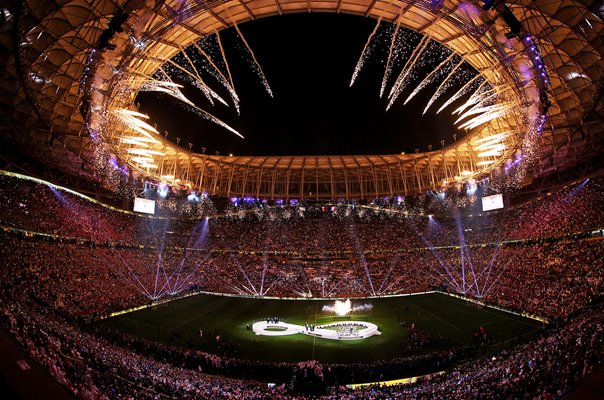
top-left (0, 1), bottom-right (602, 199)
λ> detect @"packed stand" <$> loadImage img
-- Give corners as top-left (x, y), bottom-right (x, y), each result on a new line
top-left (1, 171), bottom-right (604, 398)
top-left (2, 173), bottom-right (604, 253)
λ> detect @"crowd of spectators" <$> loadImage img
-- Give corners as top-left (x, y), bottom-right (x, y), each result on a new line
top-left (0, 234), bottom-right (604, 318)
top-left (2, 232), bottom-right (601, 320)
top-left (1, 171), bottom-right (603, 398)
top-left (1, 174), bottom-right (604, 253)
top-left (1, 295), bottom-right (601, 399)
top-left (326, 303), bottom-right (603, 399)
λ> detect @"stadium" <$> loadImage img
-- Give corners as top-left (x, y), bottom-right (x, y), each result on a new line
top-left (0, 0), bottom-right (602, 399)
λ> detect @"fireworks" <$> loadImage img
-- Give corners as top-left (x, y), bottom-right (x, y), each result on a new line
top-left (380, 23), bottom-right (401, 98)
top-left (79, 8), bottom-right (549, 202)
top-left (346, 18), bottom-right (542, 192)
top-left (215, 31), bottom-right (235, 90)
top-left (182, 103), bottom-right (244, 139)
top-left (111, 109), bottom-right (160, 143)
top-left (403, 52), bottom-right (456, 105)
top-left (350, 18), bottom-right (382, 87)
top-left (190, 36), bottom-right (240, 110)
top-left (436, 74), bottom-right (483, 114)
top-left (321, 299), bottom-right (373, 316)
top-left (163, 59), bottom-right (225, 106)
top-left (233, 24), bottom-right (273, 98)
top-left (423, 58), bottom-right (465, 114)
top-left (97, 23), bottom-right (286, 182)
top-left (385, 36), bottom-right (430, 111)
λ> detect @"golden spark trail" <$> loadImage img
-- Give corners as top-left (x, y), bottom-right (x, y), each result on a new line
top-left (452, 80), bottom-right (490, 115)
top-left (234, 24), bottom-right (273, 98)
top-left (215, 31), bottom-right (240, 113)
top-left (156, 69), bottom-right (196, 106)
top-left (139, 79), bottom-right (182, 94)
top-left (111, 109), bottom-right (160, 143)
top-left (179, 47), bottom-right (217, 106)
top-left (436, 74), bottom-right (482, 114)
top-left (350, 17), bottom-right (382, 87)
top-left (216, 31), bottom-right (235, 91)
top-left (188, 41), bottom-right (236, 107)
top-left (403, 52), bottom-right (456, 105)
top-left (453, 84), bottom-right (513, 127)
top-left (455, 99), bottom-right (511, 124)
top-left (387, 36), bottom-right (430, 110)
top-left (186, 103), bottom-right (244, 139)
top-left (144, 77), bottom-right (243, 138)
top-left (192, 41), bottom-right (231, 89)
top-left (164, 59), bottom-right (223, 104)
top-left (158, 67), bottom-right (226, 107)
top-left (423, 57), bottom-right (465, 114)
top-left (380, 22), bottom-right (400, 98)
top-left (458, 104), bottom-right (512, 130)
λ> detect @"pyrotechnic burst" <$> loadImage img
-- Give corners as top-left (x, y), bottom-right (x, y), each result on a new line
top-left (423, 58), bottom-right (466, 114)
top-left (403, 52), bottom-right (456, 105)
top-left (166, 54), bottom-right (220, 105)
top-left (452, 81), bottom-right (493, 116)
top-left (112, 108), bottom-right (160, 144)
top-left (188, 36), bottom-right (240, 111)
top-left (348, 19), bottom-right (534, 189)
top-left (385, 36), bottom-right (430, 111)
top-left (350, 17), bottom-right (382, 87)
top-left (380, 23), bottom-right (401, 98)
top-left (436, 74), bottom-right (483, 114)
top-left (233, 24), bottom-right (273, 98)
top-left (322, 299), bottom-right (374, 316)
top-left (143, 69), bottom-right (243, 140)
top-left (214, 31), bottom-right (236, 91)
top-left (181, 103), bottom-right (244, 139)
top-left (128, 22), bottom-right (276, 153)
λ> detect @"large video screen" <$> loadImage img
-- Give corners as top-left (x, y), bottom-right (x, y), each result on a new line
top-left (481, 194), bottom-right (504, 212)
top-left (133, 197), bottom-right (156, 214)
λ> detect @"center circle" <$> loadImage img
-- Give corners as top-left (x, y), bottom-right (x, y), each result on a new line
top-left (252, 320), bottom-right (382, 340)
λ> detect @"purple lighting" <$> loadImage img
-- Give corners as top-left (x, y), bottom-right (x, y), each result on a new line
top-left (157, 184), bottom-right (169, 198)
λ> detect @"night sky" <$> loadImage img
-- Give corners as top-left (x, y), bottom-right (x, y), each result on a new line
top-left (138, 13), bottom-right (468, 156)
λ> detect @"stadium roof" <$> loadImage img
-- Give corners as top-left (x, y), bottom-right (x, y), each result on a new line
top-left (0, 0), bottom-right (602, 199)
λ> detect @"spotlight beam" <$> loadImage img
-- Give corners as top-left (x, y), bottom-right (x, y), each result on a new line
top-left (409, 221), bottom-right (464, 293)
top-left (477, 244), bottom-right (502, 298)
top-left (113, 250), bottom-right (155, 300)
top-left (295, 262), bottom-right (312, 296)
top-left (377, 256), bottom-right (398, 295)
top-left (454, 213), bottom-right (479, 296)
top-left (348, 223), bottom-right (376, 295)
top-left (230, 254), bottom-right (258, 295)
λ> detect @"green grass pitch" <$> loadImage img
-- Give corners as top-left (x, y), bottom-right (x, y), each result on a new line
top-left (99, 292), bottom-right (542, 364)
